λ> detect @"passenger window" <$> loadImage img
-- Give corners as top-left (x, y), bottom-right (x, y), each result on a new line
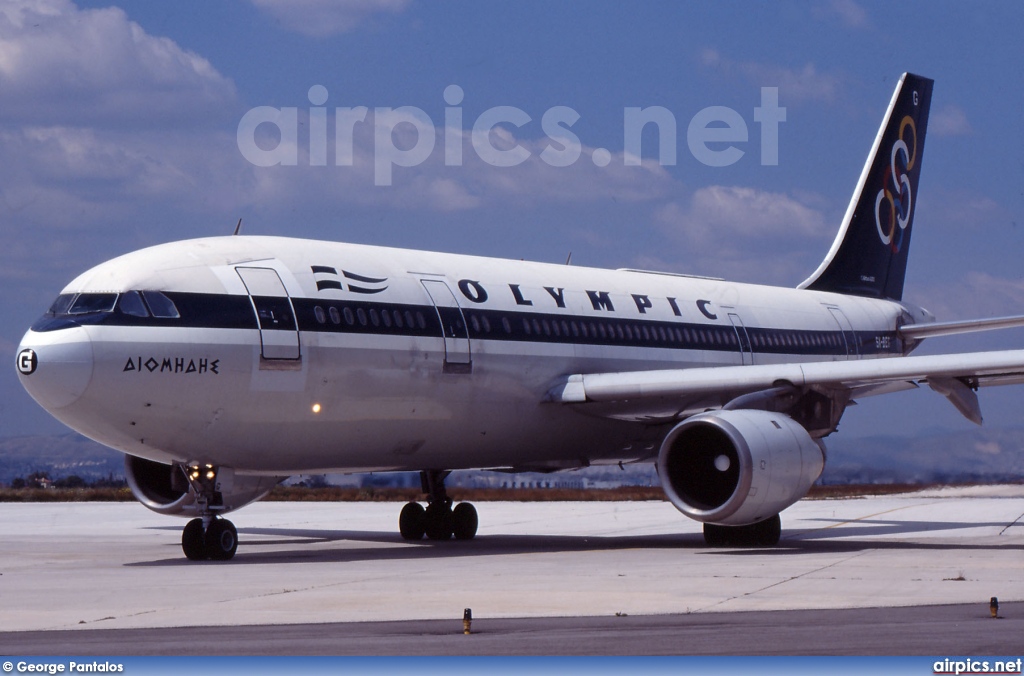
top-left (314, 306), bottom-right (326, 324)
top-left (142, 291), bottom-right (180, 319)
top-left (69, 293), bottom-right (119, 314)
top-left (48, 294), bottom-right (76, 315)
top-left (118, 291), bottom-right (150, 317)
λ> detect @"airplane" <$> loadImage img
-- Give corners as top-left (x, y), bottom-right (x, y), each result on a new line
top-left (15, 72), bottom-right (1024, 560)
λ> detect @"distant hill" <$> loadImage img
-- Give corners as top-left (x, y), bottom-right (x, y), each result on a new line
top-left (823, 427), bottom-right (1024, 485)
top-left (0, 427), bottom-right (1021, 487)
top-left (0, 434), bottom-right (124, 485)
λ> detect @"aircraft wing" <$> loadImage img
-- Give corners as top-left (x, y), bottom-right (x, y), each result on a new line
top-left (547, 349), bottom-right (1024, 425)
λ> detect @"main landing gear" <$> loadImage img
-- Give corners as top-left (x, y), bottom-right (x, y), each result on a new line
top-left (703, 514), bottom-right (782, 547)
top-left (399, 470), bottom-right (478, 541)
top-left (179, 464), bottom-right (239, 561)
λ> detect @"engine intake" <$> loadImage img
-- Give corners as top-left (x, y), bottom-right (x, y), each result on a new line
top-left (125, 455), bottom-right (281, 517)
top-left (656, 409), bottom-right (824, 526)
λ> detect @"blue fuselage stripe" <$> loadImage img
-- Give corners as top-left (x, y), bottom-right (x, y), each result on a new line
top-left (32, 291), bottom-right (904, 357)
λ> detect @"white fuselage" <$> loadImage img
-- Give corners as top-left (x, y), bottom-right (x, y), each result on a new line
top-left (18, 236), bottom-right (909, 476)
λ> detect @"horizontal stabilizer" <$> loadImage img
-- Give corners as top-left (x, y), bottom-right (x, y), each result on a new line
top-left (900, 314), bottom-right (1024, 340)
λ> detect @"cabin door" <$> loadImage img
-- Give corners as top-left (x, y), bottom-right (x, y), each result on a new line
top-left (236, 267), bottom-right (301, 360)
top-left (420, 279), bottom-right (472, 374)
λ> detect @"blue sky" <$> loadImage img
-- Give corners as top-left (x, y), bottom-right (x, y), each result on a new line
top-left (2, 0), bottom-right (1023, 452)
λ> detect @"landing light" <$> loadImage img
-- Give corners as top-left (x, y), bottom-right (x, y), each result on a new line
top-left (312, 403), bottom-right (322, 414)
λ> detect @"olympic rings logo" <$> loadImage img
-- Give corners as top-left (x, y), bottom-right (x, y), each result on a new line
top-left (874, 115), bottom-right (917, 252)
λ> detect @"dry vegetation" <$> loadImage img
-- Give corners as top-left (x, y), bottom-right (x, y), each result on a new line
top-left (0, 487), bottom-right (134, 502)
top-left (263, 485), bottom-right (669, 502)
top-left (0, 482), bottom-right (974, 503)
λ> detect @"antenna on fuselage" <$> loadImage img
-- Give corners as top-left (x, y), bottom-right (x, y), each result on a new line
top-left (565, 251), bottom-right (572, 266)
top-left (233, 218), bottom-right (242, 236)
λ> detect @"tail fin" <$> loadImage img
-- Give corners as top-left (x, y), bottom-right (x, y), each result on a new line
top-left (799, 72), bottom-right (933, 301)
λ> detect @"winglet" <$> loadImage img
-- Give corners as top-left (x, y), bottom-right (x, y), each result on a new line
top-left (799, 73), bottom-right (933, 301)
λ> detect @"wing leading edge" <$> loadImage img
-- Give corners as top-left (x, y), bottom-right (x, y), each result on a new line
top-left (547, 349), bottom-right (1024, 426)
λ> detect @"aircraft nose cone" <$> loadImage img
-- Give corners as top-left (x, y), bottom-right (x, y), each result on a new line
top-left (16, 326), bottom-right (94, 410)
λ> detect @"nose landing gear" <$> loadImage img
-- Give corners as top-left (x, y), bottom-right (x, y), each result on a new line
top-left (399, 470), bottom-right (478, 542)
top-left (178, 464), bottom-right (239, 561)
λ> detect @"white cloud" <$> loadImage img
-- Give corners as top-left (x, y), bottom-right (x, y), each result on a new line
top-left (975, 440), bottom-right (1002, 456)
top-left (915, 189), bottom-right (1005, 231)
top-left (238, 113), bottom-right (677, 213)
top-left (930, 105), bottom-right (973, 137)
top-left (0, 0), bottom-right (236, 126)
top-left (646, 186), bottom-right (832, 285)
top-left (913, 272), bottom-right (1024, 322)
top-left (816, 0), bottom-right (869, 29)
top-left (655, 185), bottom-right (827, 243)
top-left (247, 0), bottom-right (411, 37)
top-left (700, 50), bottom-right (841, 104)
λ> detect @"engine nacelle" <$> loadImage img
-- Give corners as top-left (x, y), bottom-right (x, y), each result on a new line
top-left (125, 455), bottom-right (282, 517)
top-left (656, 409), bottom-right (824, 526)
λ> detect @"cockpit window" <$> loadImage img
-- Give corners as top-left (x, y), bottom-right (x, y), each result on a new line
top-left (68, 293), bottom-right (118, 314)
top-left (118, 291), bottom-right (150, 317)
top-left (142, 291), bottom-right (180, 319)
top-left (48, 294), bottom-right (76, 315)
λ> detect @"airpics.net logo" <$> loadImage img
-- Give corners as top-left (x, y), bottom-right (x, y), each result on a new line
top-left (236, 85), bottom-right (787, 186)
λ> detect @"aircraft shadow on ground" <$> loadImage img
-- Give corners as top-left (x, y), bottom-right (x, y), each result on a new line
top-left (126, 517), bottom-right (1022, 567)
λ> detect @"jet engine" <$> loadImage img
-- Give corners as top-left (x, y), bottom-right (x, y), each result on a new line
top-left (656, 409), bottom-right (824, 526)
top-left (125, 455), bottom-right (282, 517)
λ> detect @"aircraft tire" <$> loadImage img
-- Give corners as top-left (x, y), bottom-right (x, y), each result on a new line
top-left (451, 502), bottom-right (478, 540)
top-left (206, 519), bottom-right (238, 560)
top-left (752, 514), bottom-right (782, 546)
top-left (703, 514), bottom-right (781, 548)
top-left (424, 503), bottom-right (454, 541)
top-left (399, 502), bottom-right (426, 540)
top-left (182, 518), bottom-right (207, 561)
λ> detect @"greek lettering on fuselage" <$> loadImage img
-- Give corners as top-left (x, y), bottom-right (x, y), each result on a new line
top-left (123, 357), bottom-right (220, 375)
top-left (457, 279), bottom-right (712, 319)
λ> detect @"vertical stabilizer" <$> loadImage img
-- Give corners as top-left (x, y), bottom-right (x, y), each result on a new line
top-left (799, 73), bottom-right (933, 301)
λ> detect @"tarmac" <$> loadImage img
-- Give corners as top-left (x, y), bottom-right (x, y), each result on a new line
top-left (0, 485), bottom-right (1021, 654)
